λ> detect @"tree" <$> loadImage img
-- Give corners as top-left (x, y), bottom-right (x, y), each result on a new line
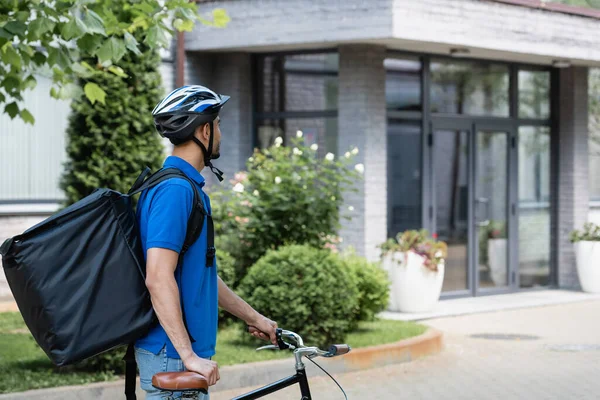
top-left (59, 27), bottom-right (165, 206)
top-left (0, 0), bottom-right (229, 124)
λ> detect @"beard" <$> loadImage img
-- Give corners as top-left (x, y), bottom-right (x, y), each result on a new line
top-left (211, 140), bottom-right (221, 160)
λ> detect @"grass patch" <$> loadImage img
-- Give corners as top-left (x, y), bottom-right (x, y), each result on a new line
top-left (213, 319), bottom-right (427, 366)
top-left (0, 313), bottom-right (116, 394)
top-left (0, 312), bottom-right (426, 393)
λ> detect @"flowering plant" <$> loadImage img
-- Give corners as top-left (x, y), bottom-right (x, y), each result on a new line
top-left (570, 223), bottom-right (600, 243)
top-left (378, 229), bottom-right (447, 272)
top-left (210, 132), bottom-right (363, 283)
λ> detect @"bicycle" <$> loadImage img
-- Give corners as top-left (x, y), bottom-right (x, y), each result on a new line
top-left (151, 328), bottom-right (351, 400)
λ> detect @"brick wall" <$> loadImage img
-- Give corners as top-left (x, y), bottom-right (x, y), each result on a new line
top-left (557, 66), bottom-right (589, 289)
top-left (182, 51), bottom-right (253, 189)
top-left (338, 45), bottom-right (387, 261)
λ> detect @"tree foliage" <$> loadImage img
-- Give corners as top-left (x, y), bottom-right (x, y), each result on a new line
top-left (0, 0), bottom-right (229, 124)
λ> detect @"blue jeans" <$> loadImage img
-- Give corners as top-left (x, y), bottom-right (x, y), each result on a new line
top-left (135, 346), bottom-right (210, 400)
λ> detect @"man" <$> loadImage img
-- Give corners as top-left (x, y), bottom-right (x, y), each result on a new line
top-left (135, 85), bottom-right (277, 399)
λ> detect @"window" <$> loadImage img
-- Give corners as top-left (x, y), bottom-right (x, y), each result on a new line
top-left (257, 117), bottom-right (338, 157)
top-left (519, 126), bottom-right (550, 204)
top-left (519, 70), bottom-right (550, 120)
top-left (255, 52), bottom-right (339, 152)
top-left (258, 53), bottom-right (338, 113)
top-left (430, 60), bottom-right (509, 116)
top-left (385, 58), bottom-right (422, 111)
top-left (387, 121), bottom-right (422, 237)
top-left (518, 126), bottom-right (551, 288)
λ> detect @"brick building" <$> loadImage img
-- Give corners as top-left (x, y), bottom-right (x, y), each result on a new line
top-left (2, 0), bottom-right (600, 299)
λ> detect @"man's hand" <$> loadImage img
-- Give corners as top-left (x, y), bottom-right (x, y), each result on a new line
top-left (183, 354), bottom-right (220, 386)
top-left (248, 315), bottom-right (278, 345)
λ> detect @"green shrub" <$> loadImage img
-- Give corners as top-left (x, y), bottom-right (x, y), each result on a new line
top-left (216, 245), bottom-right (237, 324)
top-left (342, 252), bottom-right (390, 325)
top-left (60, 30), bottom-right (165, 206)
top-left (74, 346), bottom-right (126, 375)
top-left (238, 244), bottom-right (359, 347)
top-left (210, 135), bottom-right (362, 285)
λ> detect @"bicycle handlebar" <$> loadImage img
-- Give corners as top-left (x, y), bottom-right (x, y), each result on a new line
top-left (249, 326), bottom-right (352, 359)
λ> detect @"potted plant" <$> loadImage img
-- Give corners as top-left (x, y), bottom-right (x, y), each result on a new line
top-left (570, 223), bottom-right (600, 294)
top-left (480, 220), bottom-right (508, 286)
top-left (379, 229), bottom-right (447, 313)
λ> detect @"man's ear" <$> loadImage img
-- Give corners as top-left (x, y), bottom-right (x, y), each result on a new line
top-left (194, 123), bottom-right (209, 141)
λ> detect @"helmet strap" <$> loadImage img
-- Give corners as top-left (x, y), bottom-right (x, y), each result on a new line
top-left (191, 121), bottom-right (224, 182)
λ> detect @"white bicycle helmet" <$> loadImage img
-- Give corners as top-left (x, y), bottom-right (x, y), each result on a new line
top-left (153, 85), bottom-right (230, 181)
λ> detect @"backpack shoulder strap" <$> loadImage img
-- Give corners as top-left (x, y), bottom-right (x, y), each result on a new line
top-left (128, 167), bottom-right (213, 264)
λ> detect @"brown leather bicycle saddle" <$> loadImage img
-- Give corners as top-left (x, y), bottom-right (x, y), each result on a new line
top-left (152, 371), bottom-right (208, 392)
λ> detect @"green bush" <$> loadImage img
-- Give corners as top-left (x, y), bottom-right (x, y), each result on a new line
top-left (216, 245), bottom-right (237, 324)
top-left (210, 135), bottom-right (362, 284)
top-left (60, 30), bottom-right (165, 206)
top-left (74, 346), bottom-right (126, 375)
top-left (238, 244), bottom-right (359, 347)
top-left (342, 252), bottom-right (390, 325)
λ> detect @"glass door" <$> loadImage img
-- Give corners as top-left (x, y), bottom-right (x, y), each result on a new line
top-left (432, 120), bottom-right (472, 296)
top-left (432, 119), bottom-right (516, 296)
top-left (474, 127), bottom-right (513, 293)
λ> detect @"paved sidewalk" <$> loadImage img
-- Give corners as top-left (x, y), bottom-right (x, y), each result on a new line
top-left (380, 289), bottom-right (600, 321)
top-left (212, 300), bottom-right (600, 399)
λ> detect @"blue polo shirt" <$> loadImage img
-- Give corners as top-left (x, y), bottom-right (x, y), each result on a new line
top-left (135, 156), bottom-right (218, 359)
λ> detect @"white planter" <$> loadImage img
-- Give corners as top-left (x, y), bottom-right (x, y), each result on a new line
top-left (575, 241), bottom-right (600, 294)
top-left (488, 238), bottom-right (508, 286)
top-left (384, 251), bottom-right (445, 313)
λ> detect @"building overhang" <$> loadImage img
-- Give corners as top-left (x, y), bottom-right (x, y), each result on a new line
top-left (187, 0), bottom-right (600, 67)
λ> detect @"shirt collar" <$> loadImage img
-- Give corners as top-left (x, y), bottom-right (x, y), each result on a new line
top-left (163, 156), bottom-right (206, 187)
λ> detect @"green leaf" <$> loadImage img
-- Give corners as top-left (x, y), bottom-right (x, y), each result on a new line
top-left (123, 31), bottom-right (141, 56)
top-left (71, 62), bottom-right (94, 78)
top-left (0, 28), bottom-right (12, 40)
top-left (83, 9), bottom-right (106, 36)
top-left (22, 75), bottom-right (37, 90)
top-left (180, 7), bottom-right (197, 21)
top-left (4, 21), bottom-right (26, 36)
top-left (47, 46), bottom-right (71, 69)
top-left (1, 76), bottom-right (20, 93)
top-left (96, 37), bottom-right (126, 63)
top-left (108, 65), bottom-right (128, 78)
top-left (84, 82), bottom-right (106, 105)
top-left (133, 2), bottom-right (155, 14)
top-left (32, 51), bottom-right (47, 66)
top-left (174, 18), bottom-right (194, 32)
top-left (61, 17), bottom-right (88, 41)
top-left (1, 45), bottom-right (21, 69)
top-left (212, 9), bottom-right (231, 28)
top-left (5, 102), bottom-right (19, 119)
top-left (17, 43), bottom-right (34, 57)
top-left (77, 34), bottom-right (103, 53)
top-left (144, 25), bottom-right (169, 49)
top-left (28, 18), bottom-right (55, 40)
top-left (20, 108), bottom-right (35, 124)
top-left (15, 11), bottom-right (30, 23)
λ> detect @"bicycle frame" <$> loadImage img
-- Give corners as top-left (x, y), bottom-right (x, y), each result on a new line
top-left (231, 368), bottom-right (312, 400)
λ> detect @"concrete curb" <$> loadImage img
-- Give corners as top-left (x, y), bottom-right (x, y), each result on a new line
top-left (0, 329), bottom-right (443, 399)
